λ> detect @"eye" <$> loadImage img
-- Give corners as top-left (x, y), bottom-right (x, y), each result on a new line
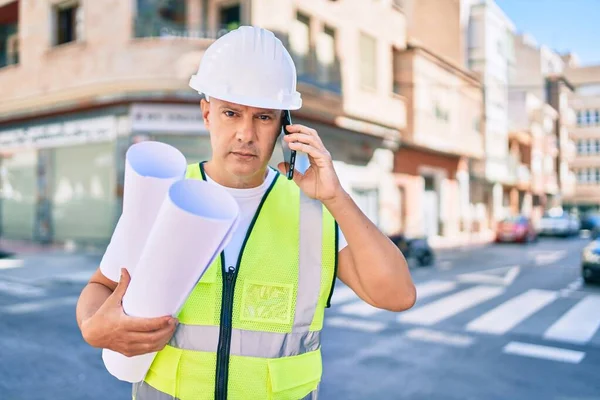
top-left (258, 115), bottom-right (272, 121)
top-left (223, 110), bottom-right (236, 117)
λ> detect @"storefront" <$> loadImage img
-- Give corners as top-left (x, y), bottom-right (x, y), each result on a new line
top-left (0, 102), bottom-right (399, 244)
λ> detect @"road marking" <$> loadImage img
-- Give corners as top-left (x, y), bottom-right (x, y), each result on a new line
top-left (415, 280), bottom-right (457, 300)
top-left (466, 289), bottom-right (557, 335)
top-left (339, 301), bottom-right (381, 317)
top-left (533, 251), bottom-right (567, 266)
top-left (0, 259), bottom-right (24, 270)
top-left (326, 317), bottom-right (386, 333)
top-left (0, 280), bottom-right (46, 297)
top-left (398, 286), bottom-right (504, 326)
top-left (330, 286), bottom-right (359, 305)
top-left (503, 341), bottom-right (585, 364)
top-left (404, 328), bottom-right (474, 347)
top-left (543, 295), bottom-right (600, 345)
top-left (457, 266), bottom-right (520, 286)
top-left (0, 296), bottom-right (79, 314)
top-left (336, 280), bottom-right (458, 317)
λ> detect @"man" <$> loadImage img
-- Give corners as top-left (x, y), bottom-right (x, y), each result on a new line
top-left (76, 26), bottom-right (415, 400)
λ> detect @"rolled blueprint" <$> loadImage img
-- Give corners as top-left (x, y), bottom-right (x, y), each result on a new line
top-left (103, 179), bottom-right (240, 383)
top-left (99, 141), bottom-right (187, 282)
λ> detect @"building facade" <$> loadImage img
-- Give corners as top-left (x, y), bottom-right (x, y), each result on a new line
top-left (393, 0), bottom-right (485, 239)
top-left (463, 0), bottom-right (517, 227)
top-left (565, 63), bottom-right (600, 212)
top-left (0, 0), bottom-right (407, 246)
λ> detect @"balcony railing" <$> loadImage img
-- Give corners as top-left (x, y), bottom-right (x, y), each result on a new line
top-left (134, 17), bottom-right (237, 40)
top-left (290, 47), bottom-right (342, 94)
top-left (517, 164), bottom-right (531, 186)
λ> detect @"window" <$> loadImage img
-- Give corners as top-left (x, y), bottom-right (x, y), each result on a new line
top-left (135, 0), bottom-right (187, 38)
top-left (290, 12), bottom-right (311, 75)
top-left (0, 23), bottom-right (18, 68)
top-left (578, 169), bottom-right (586, 183)
top-left (392, 47), bottom-right (402, 95)
top-left (589, 168), bottom-right (596, 184)
top-left (352, 188), bottom-right (379, 226)
top-left (53, 1), bottom-right (83, 46)
top-left (219, 3), bottom-right (241, 31)
top-left (596, 168), bottom-right (600, 184)
top-left (577, 111), bottom-right (584, 126)
top-left (595, 110), bottom-right (600, 126)
top-left (577, 139), bottom-right (586, 155)
top-left (359, 32), bottom-right (377, 90)
top-left (434, 103), bottom-right (449, 122)
top-left (586, 110), bottom-right (593, 125)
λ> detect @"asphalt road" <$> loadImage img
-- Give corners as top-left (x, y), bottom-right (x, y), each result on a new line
top-left (0, 236), bottom-right (598, 399)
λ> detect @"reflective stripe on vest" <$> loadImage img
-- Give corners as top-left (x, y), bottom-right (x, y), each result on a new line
top-left (133, 381), bottom-right (319, 400)
top-left (169, 325), bottom-right (320, 358)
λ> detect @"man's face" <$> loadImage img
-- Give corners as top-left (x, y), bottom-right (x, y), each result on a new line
top-left (201, 97), bottom-right (283, 179)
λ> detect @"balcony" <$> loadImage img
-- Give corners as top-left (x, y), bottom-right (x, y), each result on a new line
top-left (290, 47), bottom-right (342, 95)
top-left (517, 164), bottom-right (531, 187)
top-left (544, 175), bottom-right (559, 195)
top-left (0, 0), bottom-right (19, 69)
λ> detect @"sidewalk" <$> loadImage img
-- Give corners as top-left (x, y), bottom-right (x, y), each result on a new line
top-left (428, 230), bottom-right (495, 251)
top-left (0, 239), bottom-right (103, 285)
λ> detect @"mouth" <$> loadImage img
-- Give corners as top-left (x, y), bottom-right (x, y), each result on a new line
top-left (231, 151), bottom-right (256, 158)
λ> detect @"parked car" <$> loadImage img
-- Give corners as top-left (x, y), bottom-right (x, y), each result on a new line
top-left (389, 233), bottom-right (435, 267)
top-left (538, 212), bottom-right (580, 237)
top-left (580, 212), bottom-right (600, 232)
top-left (581, 241), bottom-right (600, 284)
top-left (495, 215), bottom-right (537, 243)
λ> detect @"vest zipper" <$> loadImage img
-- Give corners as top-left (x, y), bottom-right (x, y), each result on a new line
top-left (216, 264), bottom-right (237, 400)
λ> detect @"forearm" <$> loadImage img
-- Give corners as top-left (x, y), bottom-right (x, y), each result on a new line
top-left (323, 189), bottom-right (415, 310)
top-left (76, 283), bottom-right (113, 333)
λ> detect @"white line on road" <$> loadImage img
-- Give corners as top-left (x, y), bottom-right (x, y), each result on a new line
top-left (339, 301), bottom-right (381, 317)
top-left (415, 280), bottom-right (457, 300)
top-left (326, 317), bottom-right (386, 333)
top-left (336, 280), bottom-right (458, 317)
top-left (533, 251), bottom-right (567, 266)
top-left (503, 341), bottom-right (585, 364)
top-left (0, 296), bottom-right (79, 314)
top-left (397, 286), bottom-right (505, 326)
top-left (457, 266), bottom-right (520, 286)
top-left (404, 328), bottom-right (474, 347)
top-left (0, 280), bottom-right (46, 297)
top-left (329, 286), bottom-right (359, 305)
top-left (543, 295), bottom-right (600, 345)
top-left (465, 289), bottom-right (557, 335)
top-left (0, 259), bottom-right (24, 270)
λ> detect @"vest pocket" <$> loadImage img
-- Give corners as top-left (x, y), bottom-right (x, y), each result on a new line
top-left (267, 349), bottom-right (322, 400)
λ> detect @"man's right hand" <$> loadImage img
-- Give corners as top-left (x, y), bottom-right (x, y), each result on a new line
top-left (80, 268), bottom-right (178, 357)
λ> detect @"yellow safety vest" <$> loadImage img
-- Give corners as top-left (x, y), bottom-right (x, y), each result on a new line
top-left (133, 162), bottom-right (338, 400)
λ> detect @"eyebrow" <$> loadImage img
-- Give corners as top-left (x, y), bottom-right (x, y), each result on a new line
top-left (219, 104), bottom-right (277, 117)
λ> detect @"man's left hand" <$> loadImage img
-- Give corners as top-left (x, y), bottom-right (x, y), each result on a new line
top-left (278, 124), bottom-right (343, 202)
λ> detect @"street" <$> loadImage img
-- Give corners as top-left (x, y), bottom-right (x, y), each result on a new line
top-left (0, 237), bottom-right (599, 400)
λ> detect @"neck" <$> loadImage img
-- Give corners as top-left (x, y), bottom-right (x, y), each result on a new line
top-left (203, 160), bottom-right (268, 189)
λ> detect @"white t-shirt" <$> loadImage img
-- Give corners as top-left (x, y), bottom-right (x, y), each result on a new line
top-left (205, 167), bottom-right (348, 271)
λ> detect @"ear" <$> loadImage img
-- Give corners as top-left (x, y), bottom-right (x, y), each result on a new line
top-left (200, 98), bottom-right (210, 128)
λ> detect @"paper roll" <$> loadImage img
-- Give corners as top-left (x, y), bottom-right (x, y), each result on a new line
top-left (103, 179), bottom-right (240, 383)
top-left (99, 141), bottom-right (187, 282)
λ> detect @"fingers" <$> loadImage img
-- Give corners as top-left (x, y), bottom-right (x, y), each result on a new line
top-left (125, 315), bottom-right (177, 332)
top-left (285, 124), bottom-right (318, 138)
top-left (283, 133), bottom-right (324, 151)
top-left (277, 162), bottom-right (306, 184)
top-left (287, 141), bottom-right (328, 160)
top-left (110, 268), bottom-right (131, 303)
top-left (120, 323), bottom-right (178, 357)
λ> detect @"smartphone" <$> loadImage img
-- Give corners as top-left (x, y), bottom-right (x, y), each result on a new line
top-left (280, 110), bottom-right (296, 180)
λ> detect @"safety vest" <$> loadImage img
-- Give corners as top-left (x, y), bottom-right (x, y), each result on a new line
top-left (133, 162), bottom-right (338, 400)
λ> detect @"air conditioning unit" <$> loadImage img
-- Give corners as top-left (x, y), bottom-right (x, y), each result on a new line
top-left (6, 33), bottom-right (19, 65)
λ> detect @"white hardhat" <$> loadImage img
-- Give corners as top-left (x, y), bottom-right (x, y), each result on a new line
top-left (189, 26), bottom-right (302, 110)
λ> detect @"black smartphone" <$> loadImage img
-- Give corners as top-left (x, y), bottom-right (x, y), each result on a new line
top-left (280, 110), bottom-right (296, 180)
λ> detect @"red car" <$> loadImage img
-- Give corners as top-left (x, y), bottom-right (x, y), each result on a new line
top-left (495, 216), bottom-right (537, 243)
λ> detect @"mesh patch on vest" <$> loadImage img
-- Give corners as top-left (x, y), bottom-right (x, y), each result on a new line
top-left (240, 281), bottom-right (294, 324)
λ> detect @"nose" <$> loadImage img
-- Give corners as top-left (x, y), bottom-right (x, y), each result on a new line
top-left (235, 115), bottom-right (257, 143)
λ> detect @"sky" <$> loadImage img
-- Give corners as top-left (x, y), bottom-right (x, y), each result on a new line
top-left (496, 0), bottom-right (600, 66)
